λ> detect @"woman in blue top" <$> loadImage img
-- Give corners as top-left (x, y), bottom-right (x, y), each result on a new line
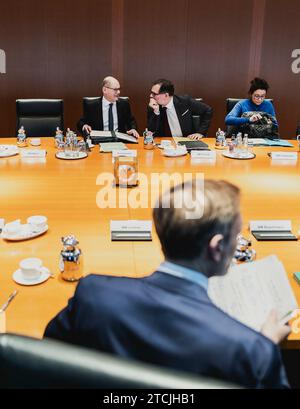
top-left (225, 78), bottom-right (278, 136)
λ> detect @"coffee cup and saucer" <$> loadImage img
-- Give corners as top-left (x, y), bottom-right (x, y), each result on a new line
top-left (29, 138), bottom-right (41, 146)
top-left (13, 257), bottom-right (51, 286)
top-left (27, 215), bottom-right (48, 233)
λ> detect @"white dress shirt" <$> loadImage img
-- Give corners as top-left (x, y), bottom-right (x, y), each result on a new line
top-left (165, 97), bottom-right (183, 137)
top-left (102, 97), bottom-right (118, 131)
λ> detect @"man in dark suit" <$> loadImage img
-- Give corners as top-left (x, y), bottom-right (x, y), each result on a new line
top-left (147, 79), bottom-right (213, 139)
top-left (44, 179), bottom-right (290, 388)
top-left (77, 76), bottom-right (139, 138)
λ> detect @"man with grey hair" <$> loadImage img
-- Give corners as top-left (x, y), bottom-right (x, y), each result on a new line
top-left (77, 76), bottom-right (139, 138)
top-left (44, 179), bottom-right (289, 388)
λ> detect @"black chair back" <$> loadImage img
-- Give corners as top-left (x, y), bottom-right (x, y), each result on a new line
top-left (16, 99), bottom-right (64, 137)
top-left (226, 98), bottom-right (273, 114)
top-left (0, 333), bottom-right (239, 389)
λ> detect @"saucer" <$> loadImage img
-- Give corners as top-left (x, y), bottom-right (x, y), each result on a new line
top-left (163, 149), bottom-right (187, 157)
top-left (0, 145), bottom-right (19, 158)
top-left (1, 224), bottom-right (48, 241)
top-left (13, 267), bottom-right (51, 286)
top-left (55, 151), bottom-right (88, 160)
top-left (222, 151), bottom-right (256, 160)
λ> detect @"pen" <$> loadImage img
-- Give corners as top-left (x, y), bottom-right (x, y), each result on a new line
top-left (0, 290), bottom-right (18, 313)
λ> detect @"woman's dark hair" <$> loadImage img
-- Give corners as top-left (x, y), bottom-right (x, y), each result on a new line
top-left (248, 77), bottom-right (269, 94)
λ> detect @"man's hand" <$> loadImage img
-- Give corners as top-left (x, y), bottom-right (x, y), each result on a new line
top-left (261, 309), bottom-right (291, 344)
top-left (188, 133), bottom-right (204, 140)
top-left (127, 129), bottom-right (139, 139)
top-left (149, 98), bottom-right (160, 114)
top-left (82, 124), bottom-right (92, 134)
top-left (249, 113), bottom-right (262, 123)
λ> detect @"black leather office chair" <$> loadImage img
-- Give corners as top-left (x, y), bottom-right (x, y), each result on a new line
top-left (0, 333), bottom-right (239, 389)
top-left (16, 99), bottom-right (64, 137)
top-left (226, 98), bottom-right (273, 114)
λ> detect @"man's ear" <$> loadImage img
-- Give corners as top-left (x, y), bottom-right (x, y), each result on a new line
top-left (208, 234), bottom-right (224, 262)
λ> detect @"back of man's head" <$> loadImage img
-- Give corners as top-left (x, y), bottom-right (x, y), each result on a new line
top-left (153, 179), bottom-right (240, 264)
top-left (153, 79), bottom-right (175, 96)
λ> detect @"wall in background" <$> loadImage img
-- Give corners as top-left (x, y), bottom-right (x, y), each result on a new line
top-left (0, 0), bottom-right (299, 137)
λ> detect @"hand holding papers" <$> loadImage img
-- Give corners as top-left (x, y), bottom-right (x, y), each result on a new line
top-left (208, 255), bottom-right (298, 332)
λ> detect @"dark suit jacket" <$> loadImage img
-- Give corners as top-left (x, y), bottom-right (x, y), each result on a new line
top-left (77, 97), bottom-right (137, 134)
top-left (147, 95), bottom-right (213, 137)
top-left (296, 122), bottom-right (300, 136)
top-left (44, 272), bottom-right (289, 389)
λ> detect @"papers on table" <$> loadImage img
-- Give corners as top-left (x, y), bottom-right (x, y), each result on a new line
top-left (248, 138), bottom-right (294, 147)
top-left (90, 130), bottom-right (138, 144)
top-left (110, 220), bottom-right (152, 241)
top-left (208, 255), bottom-right (298, 332)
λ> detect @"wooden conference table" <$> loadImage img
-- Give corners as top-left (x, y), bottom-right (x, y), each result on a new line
top-left (1, 137), bottom-right (300, 348)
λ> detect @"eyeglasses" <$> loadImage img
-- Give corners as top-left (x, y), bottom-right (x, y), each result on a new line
top-left (150, 90), bottom-right (163, 96)
top-left (253, 94), bottom-right (266, 100)
top-left (105, 87), bottom-right (121, 92)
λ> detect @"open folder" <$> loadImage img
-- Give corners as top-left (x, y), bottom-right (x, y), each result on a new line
top-left (90, 130), bottom-right (138, 144)
top-left (208, 255), bottom-right (298, 332)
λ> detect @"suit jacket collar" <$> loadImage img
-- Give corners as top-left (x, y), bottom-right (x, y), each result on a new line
top-left (145, 270), bottom-right (212, 304)
top-left (172, 95), bottom-right (186, 132)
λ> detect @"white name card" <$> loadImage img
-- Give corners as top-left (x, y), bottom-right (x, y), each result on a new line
top-left (112, 150), bottom-right (137, 163)
top-left (250, 220), bottom-right (292, 232)
top-left (190, 150), bottom-right (216, 160)
top-left (270, 152), bottom-right (298, 161)
top-left (110, 220), bottom-right (152, 232)
top-left (20, 149), bottom-right (46, 158)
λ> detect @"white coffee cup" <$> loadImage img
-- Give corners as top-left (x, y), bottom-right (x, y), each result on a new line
top-left (3, 220), bottom-right (21, 236)
top-left (27, 215), bottom-right (47, 231)
top-left (30, 138), bottom-right (41, 146)
top-left (19, 257), bottom-right (43, 280)
top-left (161, 140), bottom-right (172, 148)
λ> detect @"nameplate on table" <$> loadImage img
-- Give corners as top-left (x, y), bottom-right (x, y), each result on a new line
top-left (110, 220), bottom-right (152, 241)
top-left (269, 152), bottom-right (298, 161)
top-left (112, 150), bottom-right (137, 163)
top-left (250, 220), bottom-right (297, 241)
top-left (20, 149), bottom-right (46, 158)
top-left (190, 150), bottom-right (216, 160)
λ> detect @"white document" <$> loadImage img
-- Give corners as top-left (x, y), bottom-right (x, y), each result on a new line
top-left (208, 255), bottom-right (298, 332)
top-left (249, 220), bottom-right (292, 232)
top-left (90, 130), bottom-right (138, 143)
top-left (90, 130), bottom-right (112, 138)
top-left (115, 132), bottom-right (138, 144)
top-left (248, 138), bottom-right (267, 145)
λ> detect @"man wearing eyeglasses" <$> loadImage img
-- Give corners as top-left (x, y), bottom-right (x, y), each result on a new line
top-left (148, 79), bottom-right (213, 140)
top-left (77, 76), bottom-right (139, 139)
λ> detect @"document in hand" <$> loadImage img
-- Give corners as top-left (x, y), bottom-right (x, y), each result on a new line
top-left (208, 255), bottom-right (298, 332)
